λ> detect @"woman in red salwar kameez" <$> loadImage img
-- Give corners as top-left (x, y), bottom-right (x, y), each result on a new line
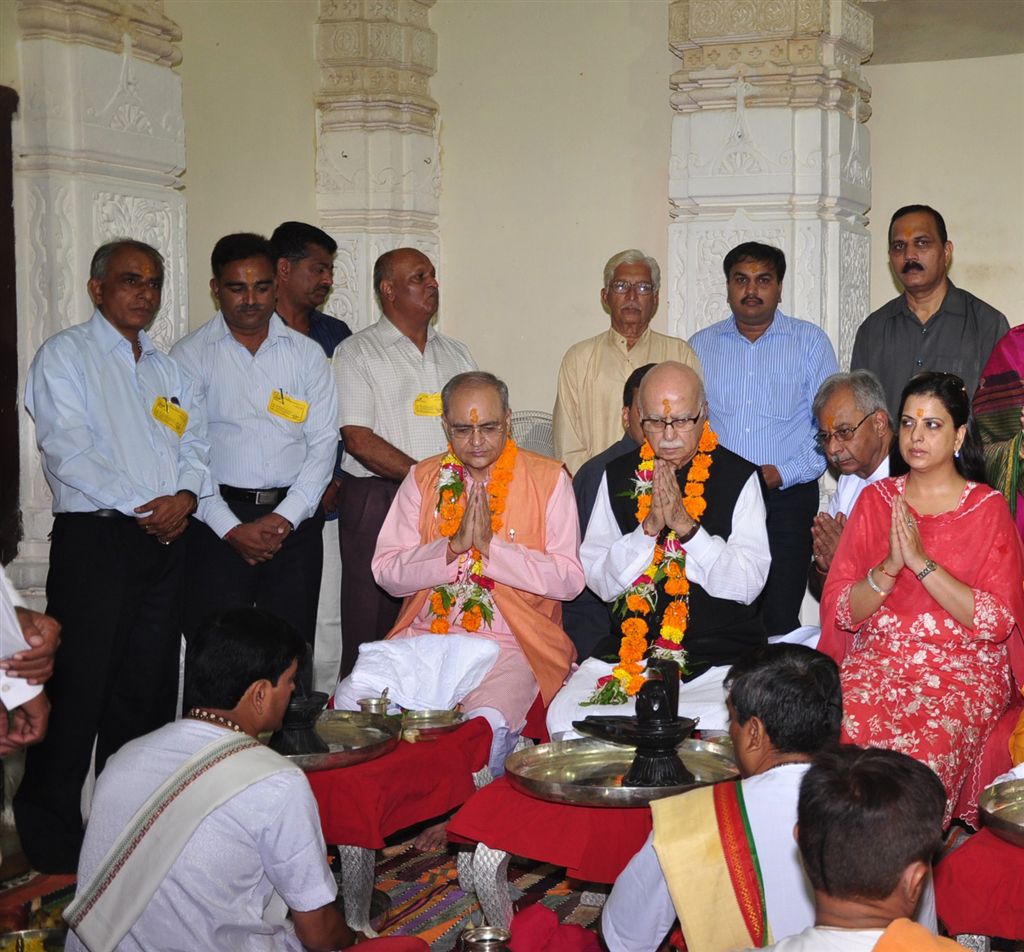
top-left (821, 372), bottom-right (1024, 825)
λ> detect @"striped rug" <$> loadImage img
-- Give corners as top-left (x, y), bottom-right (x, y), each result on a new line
top-left (371, 843), bottom-right (604, 951)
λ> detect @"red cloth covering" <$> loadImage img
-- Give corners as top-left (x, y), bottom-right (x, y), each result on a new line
top-left (308, 718), bottom-right (491, 848)
top-left (509, 904), bottom-right (603, 951)
top-left (934, 828), bottom-right (1024, 938)
top-left (447, 776), bottom-right (653, 883)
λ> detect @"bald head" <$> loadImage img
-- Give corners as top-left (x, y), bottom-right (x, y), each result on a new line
top-left (639, 362), bottom-right (705, 418)
top-left (638, 362), bottom-right (708, 468)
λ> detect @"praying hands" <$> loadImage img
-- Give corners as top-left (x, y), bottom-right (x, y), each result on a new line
top-left (447, 485), bottom-right (493, 558)
top-left (643, 460), bottom-right (697, 539)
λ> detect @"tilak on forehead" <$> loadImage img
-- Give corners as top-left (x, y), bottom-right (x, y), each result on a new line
top-left (469, 408), bottom-right (479, 424)
top-left (916, 408), bottom-right (924, 418)
top-left (827, 415), bottom-right (835, 430)
top-left (662, 398), bottom-right (672, 416)
top-left (244, 265), bottom-right (256, 283)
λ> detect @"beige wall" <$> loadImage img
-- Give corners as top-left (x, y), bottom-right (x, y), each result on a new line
top-left (862, 53), bottom-right (1024, 322)
top-left (165, 0), bottom-right (319, 327)
top-left (432, 0), bottom-right (675, 413)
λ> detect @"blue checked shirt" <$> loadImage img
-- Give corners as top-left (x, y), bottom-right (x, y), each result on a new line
top-left (689, 310), bottom-right (838, 489)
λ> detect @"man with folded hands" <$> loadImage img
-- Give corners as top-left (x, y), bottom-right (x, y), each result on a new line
top-left (334, 371), bottom-right (584, 781)
top-left (172, 233), bottom-right (337, 691)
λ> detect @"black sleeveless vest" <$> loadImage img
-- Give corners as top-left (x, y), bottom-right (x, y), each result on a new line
top-left (603, 444), bottom-right (767, 673)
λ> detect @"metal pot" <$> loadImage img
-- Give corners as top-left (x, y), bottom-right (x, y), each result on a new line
top-left (459, 926), bottom-right (511, 950)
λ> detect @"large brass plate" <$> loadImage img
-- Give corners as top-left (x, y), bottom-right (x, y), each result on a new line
top-left (285, 710), bottom-right (400, 772)
top-left (979, 778), bottom-right (1024, 848)
top-left (505, 737), bottom-right (738, 807)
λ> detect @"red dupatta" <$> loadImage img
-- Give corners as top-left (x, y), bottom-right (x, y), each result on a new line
top-left (819, 477), bottom-right (1024, 688)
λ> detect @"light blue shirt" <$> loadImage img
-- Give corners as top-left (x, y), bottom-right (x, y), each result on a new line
top-left (689, 310), bottom-right (838, 489)
top-left (170, 313), bottom-right (338, 538)
top-left (26, 310), bottom-right (210, 515)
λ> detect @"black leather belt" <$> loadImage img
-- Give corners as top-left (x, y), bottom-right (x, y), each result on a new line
top-left (89, 509), bottom-right (131, 519)
top-left (220, 485), bottom-right (289, 506)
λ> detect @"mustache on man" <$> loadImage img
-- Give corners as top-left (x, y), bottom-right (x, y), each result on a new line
top-left (902, 260), bottom-right (924, 274)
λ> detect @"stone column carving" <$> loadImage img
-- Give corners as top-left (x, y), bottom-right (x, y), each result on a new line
top-left (666, 0), bottom-right (873, 367)
top-left (315, 0), bottom-right (439, 331)
top-left (11, 0), bottom-right (186, 597)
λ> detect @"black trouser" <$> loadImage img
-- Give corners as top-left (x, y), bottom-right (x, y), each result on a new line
top-left (761, 479), bottom-right (820, 637)
top-left (337, 475), bottom-right (401, 679)
top-left (14, 513), bottom-right (184, 873)
top-left (183, 502), bottom-right (325, 693)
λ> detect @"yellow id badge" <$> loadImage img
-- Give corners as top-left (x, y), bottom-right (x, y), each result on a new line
top-left (413, 392), bottom-right (443, 417)
top-left (268, 390), bottom-right (309, 423)
top-left (152, 396), bottom-right (188, 437)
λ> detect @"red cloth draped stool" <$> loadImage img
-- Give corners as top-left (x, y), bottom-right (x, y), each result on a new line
top-left (308, 717), bottom-right (492, 937)
top-left (361, 939), bottom-right (431, 951)
top-left (447, 775), bottom-right (653, 930)
top-left (934, 828), bottom-right (1024, 942)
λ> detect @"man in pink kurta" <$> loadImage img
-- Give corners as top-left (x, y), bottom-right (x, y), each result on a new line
top-left (337, 372), bottom-right (584, 775)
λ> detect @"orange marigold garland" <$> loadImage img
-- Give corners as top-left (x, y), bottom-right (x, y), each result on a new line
top-left (585, 422), bottom-right (718, 705)
top-left (427, 440), bottom-right (517, 634)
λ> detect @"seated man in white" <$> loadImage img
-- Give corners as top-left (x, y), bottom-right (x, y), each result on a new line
top-left (762, 746), bottom-right (956, 952)
top-left (809, 370), bottom-right (895, 601)
top-left (335, 371), bottom-right (584, 777)
top-left (66, 608), bottom-right (428, 952)
top-left (550, 360), bottom-right (770, 735)
top-left (602, 643), bottom-right (839, 952)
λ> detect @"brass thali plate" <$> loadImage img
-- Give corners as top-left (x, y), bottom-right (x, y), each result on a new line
top-left (285, 710), bottom-right (400, 772)
top-left (506, 736), bottom-right (737, 807)
top-left (979, 778), bottom-right (1024, 848)
top-left (401, 709), bottom-right (467, 736)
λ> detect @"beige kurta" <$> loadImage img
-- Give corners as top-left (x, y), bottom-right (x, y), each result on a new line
top-left (553, 327), bottom-right (702, 474)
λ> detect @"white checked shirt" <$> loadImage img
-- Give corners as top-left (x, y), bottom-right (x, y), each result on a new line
top-left (334, 317), bottom-right (476, 478)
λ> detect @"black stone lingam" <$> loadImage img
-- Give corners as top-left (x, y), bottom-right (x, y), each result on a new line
top-left (572, 659), bottom-right (696, 787)
top-left (268, 690), bottom-right (330, 756)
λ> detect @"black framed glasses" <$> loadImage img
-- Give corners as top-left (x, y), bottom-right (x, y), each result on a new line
top-left (815, 412), bottom-right (872, 448)
top-left (641, 412), bottom-right (703, 435)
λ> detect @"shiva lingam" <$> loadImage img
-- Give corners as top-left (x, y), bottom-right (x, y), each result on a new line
top-left (572, 658), bottom-right (696, 787)
top-left (268, 689), bottom-right (330, 756)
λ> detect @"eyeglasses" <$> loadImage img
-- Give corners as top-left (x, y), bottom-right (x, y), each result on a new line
top-left (447, 422), bottom-right (506, 440)
top-left (815, 412), bottom-right (872, 447)
top-left (608, 280), bottom-right (655, 296)
top-left (641, 412), bottom-right (703, 435)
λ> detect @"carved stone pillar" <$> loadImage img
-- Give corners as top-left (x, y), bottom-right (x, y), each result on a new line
top-left (666, 0), bottom-right (873, 366)
top-left (315, 0), bottom-right (439, 331)
top-left (11, 0), bottom-right (187, 597)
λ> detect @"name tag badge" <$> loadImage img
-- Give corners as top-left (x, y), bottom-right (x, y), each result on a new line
top-left (268, 389), bottom-right (309, 423)
top-left (152, 396), bottom-right (188, 437)
top-left (413, 392), bottom-right (443, 417)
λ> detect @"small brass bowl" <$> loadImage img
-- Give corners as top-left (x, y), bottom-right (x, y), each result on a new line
top-left (979, 778), bottom-right (1024, 848)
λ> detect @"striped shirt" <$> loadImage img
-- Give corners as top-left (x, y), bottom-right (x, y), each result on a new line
top-left (689, 310), bottom-right (837, 489)
top-left (334, 317), bottom-right (476, 479)
top-left (171, 314), bottom-right (338, 537)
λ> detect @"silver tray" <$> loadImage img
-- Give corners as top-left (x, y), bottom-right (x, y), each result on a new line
top-left (285, 710), bottom-right (400, 772)
top-left (979, 778), bottom-right (1024, 848)
top-left (401, 709), bottom-right (467, 736)
top-left (505, 736), bottom-right (738, 807)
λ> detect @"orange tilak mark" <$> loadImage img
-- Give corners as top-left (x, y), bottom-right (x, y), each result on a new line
top-left (469, 408), bottom-right (479, 424)
top-left (826, 415), bottom-right (835, 430)
top-left (916, 408), bottom-right (924, 418)
top-left (244, 266), bottom-right (256, 283)
top-left (662, 399), bottom-right (672, 416)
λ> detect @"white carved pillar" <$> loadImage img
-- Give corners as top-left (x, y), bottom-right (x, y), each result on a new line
top-left (11, 0), bottom-right (187, 596)
top-left (315, 0), bottom-right (439, 331)
top-left (666, 0), bottom-right (873, 365)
